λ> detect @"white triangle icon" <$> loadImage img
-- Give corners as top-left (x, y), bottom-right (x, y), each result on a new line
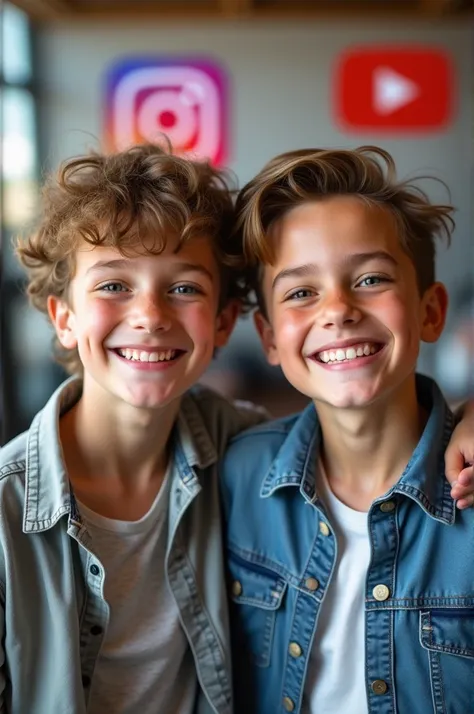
top-left (373, 67), bottom-right (419, 115)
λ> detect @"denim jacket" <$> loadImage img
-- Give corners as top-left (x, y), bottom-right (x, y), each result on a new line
top-left (220, 375), bottom-right (474, 714)
top-left (0, 378), bottom-right (264, 714)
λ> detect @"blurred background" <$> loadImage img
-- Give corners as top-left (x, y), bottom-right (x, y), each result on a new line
top-left (1, 0), bottom-right (473, 442)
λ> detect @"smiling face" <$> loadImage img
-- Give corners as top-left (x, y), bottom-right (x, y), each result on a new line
top-left (255, 196), bottom-right (447, 411)
top-left (48, 234), bottom-right (238, 412)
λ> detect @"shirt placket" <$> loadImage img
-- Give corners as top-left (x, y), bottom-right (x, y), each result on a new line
top-left (68, 520), bottom-right (110, 707)
top-left (280, 505), bottom-right (337, 713)
top-left (365, 499), bottom-right (399, 714)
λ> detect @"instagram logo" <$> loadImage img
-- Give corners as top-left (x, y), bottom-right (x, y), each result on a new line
top-left (104, 57), bottom-right (229, 166)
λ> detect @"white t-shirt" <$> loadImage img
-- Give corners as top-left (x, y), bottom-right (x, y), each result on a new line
top-left (304, 464), bottom-right (370, 714)
top-left (78, 463), bottom-right (197, 714)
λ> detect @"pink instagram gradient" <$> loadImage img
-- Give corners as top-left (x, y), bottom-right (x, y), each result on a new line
top-left (104, 57), bottom-right (230, 166)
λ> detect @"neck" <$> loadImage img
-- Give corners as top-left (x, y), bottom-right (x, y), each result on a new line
top-left (60, 379), bottom-right (180, 492)
top-left (316, 377), bottom-right (426, 511)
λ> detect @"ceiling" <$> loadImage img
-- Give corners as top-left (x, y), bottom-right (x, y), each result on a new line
top-left (8, 0), bottom-right (474, 22)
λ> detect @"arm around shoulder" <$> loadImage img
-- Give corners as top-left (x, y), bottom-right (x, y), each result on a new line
top-left (446, 398), bottom-right (474, 509)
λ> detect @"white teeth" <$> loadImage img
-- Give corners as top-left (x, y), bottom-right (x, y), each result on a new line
top-left (118, 349), bottom-right (177, 363)
top-left (317, 342), bottom-right (380, 364)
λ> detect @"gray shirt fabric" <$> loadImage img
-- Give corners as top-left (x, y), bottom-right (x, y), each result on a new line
top-left (0, 378), bottom-right (266, 714)
top-left (79, 460), bottom-right (196, 714)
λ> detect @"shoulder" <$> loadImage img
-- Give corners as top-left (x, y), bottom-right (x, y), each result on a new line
top-left (219, 412), bottom-right (300, 491)
top-left (183, 384), bottom-right (269, 446)
top-left (0, 431), bottom-right (28, 483)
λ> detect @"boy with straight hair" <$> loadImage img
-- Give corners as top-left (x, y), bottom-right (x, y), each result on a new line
top-left (220, 146), bottom-right (474, 714)
top-left (0, 143), bottom-right (264, 714)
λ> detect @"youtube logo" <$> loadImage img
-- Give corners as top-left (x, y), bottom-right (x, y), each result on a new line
top-left (334, 47), bottom-right (454, 132)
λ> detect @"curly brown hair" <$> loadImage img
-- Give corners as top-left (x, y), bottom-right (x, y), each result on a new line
top-left (233, 145), bottom-right (455, 314)
top-left (16, 143), bottom-right (249, 374)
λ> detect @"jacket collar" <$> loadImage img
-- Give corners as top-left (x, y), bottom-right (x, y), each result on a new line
top-left (390, 375), bottom-right (455, 524)
top-left (260, 400), bottom-right (322, 503)
top-left (260, 375), bottom-right (455, 524)
top-left (23, 379), bottom-right (218, 533)
top-left (23, 377), bottom-right (82, 533)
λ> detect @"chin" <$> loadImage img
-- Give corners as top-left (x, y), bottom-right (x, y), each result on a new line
top-left (316, 387), bottom-right (381, 410)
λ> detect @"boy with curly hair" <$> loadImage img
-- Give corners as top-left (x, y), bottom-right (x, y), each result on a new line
top-left (220, 146), bottom-right (474, 714)
top-left (0, 144), bottom-right (261, 714)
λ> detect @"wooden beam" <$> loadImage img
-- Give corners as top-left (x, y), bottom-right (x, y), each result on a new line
top-left (8, 0), bottom-right (71, 19)
top-left (73, 0), bottom-right (220, 20)
top-left (218, 0), bottom-right (245, 17)
top-left (8, 0), bottom-right (470, 21)
top-left (252, 1), bottom-right (423, 19)
top-left (419, 0), bottom-right (454, 15)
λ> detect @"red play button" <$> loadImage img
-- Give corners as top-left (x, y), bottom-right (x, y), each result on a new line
top-left (334, 47), bottom-right (454, 132)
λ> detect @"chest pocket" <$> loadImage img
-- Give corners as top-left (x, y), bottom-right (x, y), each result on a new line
top-left (420, 609), bottom-right (474, 714)
top-left (227, 550), bottom-right (287, 667)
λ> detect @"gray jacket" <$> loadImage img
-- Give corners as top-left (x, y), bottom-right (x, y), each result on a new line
top-left (0, 378), bottom-right (265, 714)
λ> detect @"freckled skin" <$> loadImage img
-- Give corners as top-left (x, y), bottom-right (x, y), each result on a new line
top-left (50, 235), bottom-right (237, 413)
top-left (256, 196), bottom-right (447, 413)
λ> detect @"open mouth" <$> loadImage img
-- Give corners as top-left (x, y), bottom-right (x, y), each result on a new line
top-left (314, 342), bottom-right (383, 364)
top-left (115, 348), bottom-right (184, 364)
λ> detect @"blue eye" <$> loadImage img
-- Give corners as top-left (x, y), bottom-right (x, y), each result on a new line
top-left (287, 289), bottom-right (315, 300)
top-left (99, 282), bottom-right (128, 293)
top-left (358, 275), bottom-right (387, 288)
top-left (171, 285), bottom-right (201, 295)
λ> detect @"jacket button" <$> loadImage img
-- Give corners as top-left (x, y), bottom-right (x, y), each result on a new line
top-left (90, 625), bottom-right (103, 636)
top-left (90, 564), bottom-right (100, 576)
top-left (305, 577), bottom-right (320, 591)
top-left (372, 584), bottom-right (390, 601)
top-left (380, 501), bottom-right (395, 513)
top-left (231, 580), bottom-right (242, 597)
top-left (371, 679), bottom-right (388, 695)
top-left (283, 696), bottom-right (295, 711)
top-left (288, 642), bottom-right (302, 658)
top-left (319, 521), bottom-right (330, 536)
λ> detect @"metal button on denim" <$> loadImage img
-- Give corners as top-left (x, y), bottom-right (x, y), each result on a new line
top-left (289, 642), bottom-right (302, 658)
top-left (319, 521), bottom-right (330, 536)
top-left (305, 577), bottom-right (320, 591)
top-left (283, 696), bottom-right (295, 711)
top-left (231, 580), bottom-right (242, 597)
top-left (380, 501), bottom-right (395, 513)
top-left (373, 584), bottom-right (390, 601)
top-left (371, 679), bottom-right (388, 695)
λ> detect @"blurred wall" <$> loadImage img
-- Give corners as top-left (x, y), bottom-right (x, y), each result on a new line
top-left (17, 19), bottom-right (474, 415)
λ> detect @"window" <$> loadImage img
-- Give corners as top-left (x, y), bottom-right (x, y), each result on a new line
top-left (1, 3), bottom-right (58, 442)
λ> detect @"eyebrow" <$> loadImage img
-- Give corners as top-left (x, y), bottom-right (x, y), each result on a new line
top-left (86, 258), bottom-right (215, 282)
top-left (272, 251), bottom-right (399, 289)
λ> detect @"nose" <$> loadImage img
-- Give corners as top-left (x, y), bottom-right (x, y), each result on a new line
top-left (128, 293), bottom-right (172, 333)
top-left (318, 289), bottom-right (361, 330)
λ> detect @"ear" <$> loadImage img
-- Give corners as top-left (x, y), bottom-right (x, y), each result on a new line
top-left (47, 295), bottom-right (78, 350)
top-left (254, 310), bottom-right (280, 366)
top-left (214, 299), bottom-right (241, 348)
top-left (420, 282), bottom-right (448, 344)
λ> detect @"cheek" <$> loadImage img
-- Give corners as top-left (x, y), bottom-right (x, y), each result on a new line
top-left (274, 309), bottom-right (309, 351)
top-left (376, 293), bottom-right (422, 350)
top-left (76, 299), bottom-right (120, 339)
top-left (184, 304), bottom-right (217, 343)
